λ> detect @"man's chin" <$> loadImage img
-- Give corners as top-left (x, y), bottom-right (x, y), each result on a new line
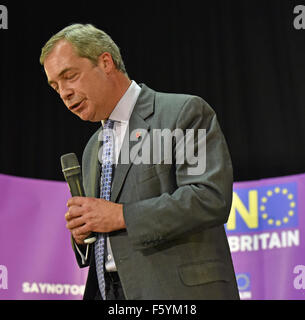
top-left (77, 111), bottom-right (99, 122)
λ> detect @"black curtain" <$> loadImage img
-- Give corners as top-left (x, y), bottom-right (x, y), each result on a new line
top-left (0, 0), bottom-right (304, 182)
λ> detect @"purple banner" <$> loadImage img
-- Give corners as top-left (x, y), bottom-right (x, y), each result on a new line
top-left (226, 173), bottom-right (305, 299)
top-left (0, 174), bottom-right (87, 300)
top-left (0, 172), bottom-right (304, 299)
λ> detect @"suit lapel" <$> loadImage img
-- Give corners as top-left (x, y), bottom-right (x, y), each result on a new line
top-left (111, 84), bottom-right (155, 202)
top-left (86, 128), bottom-right (102, 198)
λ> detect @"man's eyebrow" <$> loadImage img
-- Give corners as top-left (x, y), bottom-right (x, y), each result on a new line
top-left (47, 67), bottom-right (76, 86)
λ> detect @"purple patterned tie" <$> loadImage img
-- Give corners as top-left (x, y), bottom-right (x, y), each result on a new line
top-left (95, 119), bottom-right (115, 300)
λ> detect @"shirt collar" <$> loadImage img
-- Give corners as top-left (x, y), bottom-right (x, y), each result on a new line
top-left (101, 80), bottom-right (141, 126)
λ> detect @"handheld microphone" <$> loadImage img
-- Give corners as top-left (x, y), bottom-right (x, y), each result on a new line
top-left (60, 153), bottom-right (97, 244)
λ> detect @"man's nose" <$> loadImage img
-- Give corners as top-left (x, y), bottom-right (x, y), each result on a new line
top-left (59, 84), bottom-right (74, 102)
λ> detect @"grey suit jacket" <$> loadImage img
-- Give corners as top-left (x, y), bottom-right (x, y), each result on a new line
top-left (74, 84), bottom-right (239, 300)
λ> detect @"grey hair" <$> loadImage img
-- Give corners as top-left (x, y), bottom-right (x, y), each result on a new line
top-left (40, 23), bottom-right (128, 76)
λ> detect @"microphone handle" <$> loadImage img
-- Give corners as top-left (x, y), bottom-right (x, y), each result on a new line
top-left (66, 175), bottom-right (97, 244)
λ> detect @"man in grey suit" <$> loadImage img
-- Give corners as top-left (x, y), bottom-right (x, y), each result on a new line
top-left (40, 24), bottom-right (239, 300)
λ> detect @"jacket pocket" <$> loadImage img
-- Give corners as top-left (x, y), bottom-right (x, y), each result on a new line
top-left (178, 260), bottom-right (232, 286)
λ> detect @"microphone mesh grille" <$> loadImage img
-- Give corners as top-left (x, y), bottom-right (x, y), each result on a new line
top-left (60, 153), bottom-right (80, 170)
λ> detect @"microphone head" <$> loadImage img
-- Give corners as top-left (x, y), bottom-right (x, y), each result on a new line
top-left (60, 153), bottom-right (81, 179)
top-left (60, 152), bottom-right (79, 169)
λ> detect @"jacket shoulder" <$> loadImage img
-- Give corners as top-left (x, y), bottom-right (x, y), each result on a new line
top-left (152, 89), bottom-right (215, 128)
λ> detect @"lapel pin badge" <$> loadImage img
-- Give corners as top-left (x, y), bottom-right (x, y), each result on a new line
top-left (136, 132), bottom-right (142, 140)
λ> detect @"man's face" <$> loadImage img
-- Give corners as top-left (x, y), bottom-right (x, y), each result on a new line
top-left (44, 40), bottom-right (113, 122)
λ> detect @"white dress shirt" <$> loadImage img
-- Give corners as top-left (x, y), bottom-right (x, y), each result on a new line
top-left (75, 80), bottom-right (141, 270)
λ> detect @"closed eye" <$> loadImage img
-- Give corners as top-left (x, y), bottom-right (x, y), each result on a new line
top-left (65, 72), bottom-right (78, 80)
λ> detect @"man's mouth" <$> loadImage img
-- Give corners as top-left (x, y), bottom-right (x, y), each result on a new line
top-left (69, 100), bottom-right (84, 111)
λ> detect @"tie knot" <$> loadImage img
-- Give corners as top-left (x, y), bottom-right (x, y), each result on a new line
top-left (104, 119), bottom-right (114, 129)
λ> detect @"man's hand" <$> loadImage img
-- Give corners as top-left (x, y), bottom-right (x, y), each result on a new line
top-left (65, 196), bottom-right (125, 245)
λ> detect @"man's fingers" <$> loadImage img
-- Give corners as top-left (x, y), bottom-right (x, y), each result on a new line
top-left (71, 224), bottom-right (91, 239)
top-left (66, 216), bottom-right (86, 230)
top-left (65, 205), bottom-right (85, 221)
top-left (67, 196), bottom-right (86, 208)
top-left (72, 232), bottom-right (91, 245)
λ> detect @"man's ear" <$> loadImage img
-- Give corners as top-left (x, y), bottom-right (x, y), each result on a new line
top-left (97, 52), bottom-right (115, 74)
